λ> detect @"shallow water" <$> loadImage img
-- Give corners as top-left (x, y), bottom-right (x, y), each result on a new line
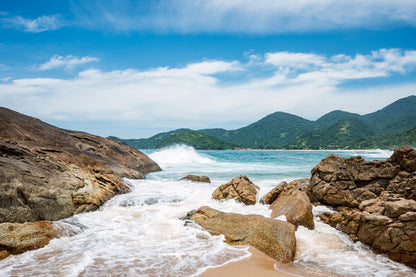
top-left (1, 145), bottom-right (414, 277)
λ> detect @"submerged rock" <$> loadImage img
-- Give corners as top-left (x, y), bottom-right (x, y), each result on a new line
top-left (184, 206), bottom-right (296, 263)
top-left (262, 179), bottom-right (314, 230)
top-left (212, 175), bottom-right (259, 205)
top-left (180, 174), bottom-right (211, 183)
top-left (311, 146), bottom-right (416, 267)
top-left (0, 107), bottom-right (161, 223)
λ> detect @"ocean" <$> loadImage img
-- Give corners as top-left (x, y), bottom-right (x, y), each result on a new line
top-left (1, 145), bottom-right (415, 277)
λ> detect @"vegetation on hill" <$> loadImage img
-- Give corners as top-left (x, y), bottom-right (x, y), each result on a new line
top-left (110, 95), bottom-right (416, 150)
top-left (110, 130), bottom-right (236, 150)
top-left (200, 112), bottom-right (314, 148)
top-left (287, 118), bottom-right (374, 149)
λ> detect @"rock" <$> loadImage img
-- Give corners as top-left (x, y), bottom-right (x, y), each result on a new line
top-left (384, 199), bottom-right (416, 218)
top-left (388, 145), bottom-right (416, 172)
top-left (263, 179), bottom-right (314, 229)
top-left (0, 107), bottom-right (161, 223)
top-left (310, 146), bottom-right (416, 267)
top-left (0, 221), bottom-right (74, 258)
top-left (184, 206), bottom-right (296, 263)
top-left (212, 175), bottom-right (260, 205)
top-left (180, 174), bottom-right (211, 183)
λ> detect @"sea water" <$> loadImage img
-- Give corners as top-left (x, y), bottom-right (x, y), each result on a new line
top-left (0, 145), bottom-right (415, 277)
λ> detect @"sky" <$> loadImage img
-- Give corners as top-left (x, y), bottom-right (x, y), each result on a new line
top-left (1, 0), bottom-right (416, 138)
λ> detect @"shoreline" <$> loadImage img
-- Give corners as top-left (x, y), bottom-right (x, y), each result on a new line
top-left (197, 247), bottom-right (300, 277)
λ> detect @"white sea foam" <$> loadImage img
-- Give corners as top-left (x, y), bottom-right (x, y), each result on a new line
top-left (347, 149), bottom-right (394, 160)
top-left (148, 144), bottom-right (216, 168)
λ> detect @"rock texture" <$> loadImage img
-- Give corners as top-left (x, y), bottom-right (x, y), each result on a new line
top-left (310, 145), bottom-right (416, 267)
top-left (184, 206), bottom-right (296, 262)
top-left (180, 174), bottom-right (211, 183)
top-left (262, 179), bottom-right (314, 230)
top-left (0, 221), bottom-right (81, 259)
top-left (0, 107), bottom-right (161, 223)
top-left (212, 175), bottom-right (259, 205)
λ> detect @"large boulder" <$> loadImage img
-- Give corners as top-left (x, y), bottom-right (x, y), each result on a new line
top-left (262, 179), bottom-right (314, 230)
top-left (212, 175), bottom-right (259, 205)
top-left (0, 107), bottom-right (161, 223)
top-left (311, 146), bottom-right (416, 267)
top-left (180, 174), bottom-right (211, 183)
top-left (184, 206), bottom-right (296, 263)
top-left (0, 221), bottom-right (79, 259)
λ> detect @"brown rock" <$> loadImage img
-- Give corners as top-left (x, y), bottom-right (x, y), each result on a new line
top-left (265, 179), bottom-right (314, 230)
top-left (184, 206), bottom-right (296, 263)
top-left (0, 107), bottom-right (161, 223)
top-left (388, 145), bottom-right (416, 172)
top-left (180, 174), bottom-right (211, 183)
top-left (383, 199), bottom-right (416, 218)
top-left (212, 175), bottom-right (260, 205)
top-left (310, 146), bottom-right (416, 267)
top-left (0, 221), bottom-right (72, 258)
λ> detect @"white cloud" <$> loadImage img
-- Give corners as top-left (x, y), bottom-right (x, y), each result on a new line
top-left (38, 55), bottom-right (99, 71)
top-left (265, 52), bottom-right (326, 70)
top-left (1, 49), bottom-right (415, 136)
top-left (2, 14), bottom-right (62, 33)
top-left (71, 0), bottom-right (416, 33)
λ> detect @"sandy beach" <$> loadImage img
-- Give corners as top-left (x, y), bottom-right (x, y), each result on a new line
top-left (198, 247), bottom-right (300, 277)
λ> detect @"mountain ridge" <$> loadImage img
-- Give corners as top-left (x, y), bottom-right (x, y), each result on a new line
top-left (111, 95), bottom-right (416, 149)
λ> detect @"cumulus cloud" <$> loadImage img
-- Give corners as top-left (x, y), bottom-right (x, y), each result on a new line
top-left (1, 49), bottom-right (415, 135)
top-left (70, 0), bottom-right (416, 33)
top-left (2, 14), bottom-right (62, 33)
top-left (38, 55), bottom-right (99, 71)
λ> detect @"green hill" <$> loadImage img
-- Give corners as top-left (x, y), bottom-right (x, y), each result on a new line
top-left (362, 95), bottom-right (416, 134)
top-left (157, 130), bottom-right (237, 150)
top-left (288, 118), bottom-right (374, 149)
top-left (110, 95), bottom-right (416, 150)
top-left (315, 110), bottom-right (361, 128)
top-left (109, 128), bottom-right (191, 149)
top-left (200, 112), bottom-right (314, 148)
top-left (109, 129), bottom-right (236, 150)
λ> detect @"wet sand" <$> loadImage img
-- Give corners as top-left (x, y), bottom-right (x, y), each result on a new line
top-left (198, 247), bottom-right (299, 277)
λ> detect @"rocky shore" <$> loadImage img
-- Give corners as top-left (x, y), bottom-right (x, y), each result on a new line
top-left (0, 107), bottom-right (161, 258)
top-left (185, 146), bottom-right (416, 269)
top-left (309, 145), bottom-right (416, 267)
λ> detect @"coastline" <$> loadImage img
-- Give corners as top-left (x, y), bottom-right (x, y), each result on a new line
top-left (197, 247), bottom-right (299, 277)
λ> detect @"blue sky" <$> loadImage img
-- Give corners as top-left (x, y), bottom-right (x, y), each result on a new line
top-left (1, 0), bottom-right (416, 138)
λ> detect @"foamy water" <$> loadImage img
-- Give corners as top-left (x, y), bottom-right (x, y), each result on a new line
top-left (0, 145), bottom-right (414, 277)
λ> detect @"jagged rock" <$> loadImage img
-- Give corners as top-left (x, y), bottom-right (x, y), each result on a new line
top-left (0, 107), bottom-right (161, 223)
top-left (262, 179), bottom-right (314, 229)
top-left (180, 174), bottom-right (211, 183)
top-left (184, 206), bottom-right (296, 262)
top-left (311, 146), bottom-right (416, 267)
top-left (212, 175), bottom-right (259, 205)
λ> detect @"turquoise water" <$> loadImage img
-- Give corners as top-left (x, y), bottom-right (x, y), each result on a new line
top-left (144, 146), bottom-right (393, 182)
top-left (1, 145), bottom-right (414, 277)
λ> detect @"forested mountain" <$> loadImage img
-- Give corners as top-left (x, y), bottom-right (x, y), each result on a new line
top-left (110, 95), bottom-right (416, 149)
top-left (200, 112), bottom-right (314, 148)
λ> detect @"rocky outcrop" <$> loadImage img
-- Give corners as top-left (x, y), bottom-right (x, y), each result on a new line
top-left (262, 179), bottom-right (314, 230)
top-left (180, 174), bottom-right (211, 183)
top-left (0, 221), bottom-right (82, 259)
top-left (310, 146), bottom-right (416, 267)
top-left (0, 107), bottom-right (161, 223)
top-left (212, 175), bottom-right (259, 205)
top-left (184, 206), bottom-right (296, 262)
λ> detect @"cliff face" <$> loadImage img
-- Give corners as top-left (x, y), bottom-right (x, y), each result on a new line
top-left (0, 107), bottom-right (161, 223)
